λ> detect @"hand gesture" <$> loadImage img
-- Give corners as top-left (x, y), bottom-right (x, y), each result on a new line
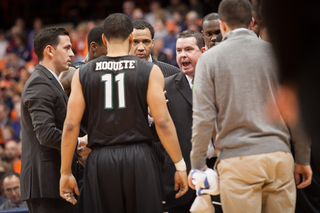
top-left (295, 164), bottom-right (312, 189)
top-left (77, 135), bottom-right (91, 158)
top-left (60, 174), bottom-right (80, 205)
top-left (174, 170), bottom-right (188, 198)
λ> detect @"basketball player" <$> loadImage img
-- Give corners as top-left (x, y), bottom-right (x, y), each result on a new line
top-left (59, 13), bottom-right (188, 213)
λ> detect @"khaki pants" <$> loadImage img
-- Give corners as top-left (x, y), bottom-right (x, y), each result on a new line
top-left (217, 151), bottom-right (296, 213)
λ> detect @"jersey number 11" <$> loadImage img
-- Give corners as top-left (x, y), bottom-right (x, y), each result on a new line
top-left (101, 73), bottom-right (125, 109)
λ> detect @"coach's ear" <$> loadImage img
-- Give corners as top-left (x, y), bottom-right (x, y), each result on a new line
top-left (102, 33), bottom-right (107, 45)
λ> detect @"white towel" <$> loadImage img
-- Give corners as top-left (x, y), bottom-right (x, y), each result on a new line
top-left (190, 168), bottom-right (220, 213)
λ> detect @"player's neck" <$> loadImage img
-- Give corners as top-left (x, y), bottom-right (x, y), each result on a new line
top-left (107, 43), bottom-right (130, 57)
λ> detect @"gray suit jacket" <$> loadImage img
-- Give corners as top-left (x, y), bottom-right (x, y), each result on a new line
top-left (20, 64), bottom-right (78, 200)
top-left (162, 72), bottom-right (195, 206)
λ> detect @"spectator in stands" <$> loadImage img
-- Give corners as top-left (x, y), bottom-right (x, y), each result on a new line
top-left (4, 141), bottom-right (21, 174)
top-left (2, 127), bottom-right (15, 145)
top-left (152, 38), bottom-right (168, 63)
top-left (28, 18), bottom-right (43, 50)
top-left (4, 52), bottom-right (25, 79)
top-left (14, 18), bottom-right (28, 37)
top-left (10, 97), bottom-right (21, 137)
top-left (0, 29), bottom-right (9, 59)
top-left (145, 0), bottom-right (172, 26)
top-left (0, 103), bottom-right (20, 144)
top-left (185, 11), bottom-right (200, 31)
top-left (122, 1), bottom-right (136, 20)
top-left (167, 0), bottom-right (189, 19)
top-left (0, 169), bottom-right (7, 206)
top-left (72, 23), bottom-right (88, 61)
top-left (153, 19), bottom-right (168, 39)
top-left (163, 21), bottom-right (179, 66)
top-left (132, 8), bottom-right (144, 21)
top-left (0, 86), bottom-right (14, 111)
top-left (11, 33), bottom-right (31, 62)
top-left (13, 68), bottom-right (31, 95)
top-left (172, 11), bottom-right (187, 33)
top-left (0, 172), bottom-right (27, 209)
top-left (6, 26), bottom-right (22, 54)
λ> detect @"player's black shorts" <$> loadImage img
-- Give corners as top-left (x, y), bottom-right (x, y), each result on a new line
top-left (80, 141), bottom-right (163, 213)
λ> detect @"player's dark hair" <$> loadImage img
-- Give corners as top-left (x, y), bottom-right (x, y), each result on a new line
top-left (103, 13), bottom-right (133, 42)
top-left (132, 20), bottom-right (155, 39)
top-left (87, 25), bottom-right (104, 51)
top-left (251, 5), bottom-right (261, 21)
top-left (202, 13), bottom-right (219, 26)
top-left (177, 30), bottom-right (205, 50)
top-left (218, 0), bottom-right (252, 29)
top-left (34, 27), bottom-right (69, 61)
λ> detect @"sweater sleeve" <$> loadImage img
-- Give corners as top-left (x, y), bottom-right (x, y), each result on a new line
top-left (290, 121), bottom-right (311, 165)
top-left (190, 54), bottom-right (217, 170)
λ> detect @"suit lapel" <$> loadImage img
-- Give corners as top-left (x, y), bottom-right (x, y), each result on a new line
top-left (36, 64), bottom-right (68, 104)
top-left (175, 72), bottom-right (192, 105)
top-left (52, 78), bottom-right (68, 104)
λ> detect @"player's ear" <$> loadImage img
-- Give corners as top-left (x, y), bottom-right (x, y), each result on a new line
top-left (102, 34), bottom-right (107, 45)
top-left (249, 17), bottom-right (255, 29)
top-left (90, 42), bottom-right (97, 51)
top-left (129, 33), bottom-right (133, 45)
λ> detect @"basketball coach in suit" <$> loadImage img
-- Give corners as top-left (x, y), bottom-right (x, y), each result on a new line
top-left (20, 28), bottom-right (83, 213)
top-left (130, 20), bottom-right (180, 164)
top-left (163, 30), bottom-right (206, 212)
top-left (130, 20), bottom-right (180, 77)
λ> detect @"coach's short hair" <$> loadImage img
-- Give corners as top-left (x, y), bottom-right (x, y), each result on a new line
top-left (177, 30), bottom-right (205, 50)
top-left (103, 13), bottom-right (133, 42)
top-left (218, 0), bottom-right (252, 29)
top-left (87, 25), bottom-right (104, 50)
top-left (34, 28), bottom-right (69, 61)
top-left (132, 20), bottom-right (155, 39)
top-left (202, 13), bottom-right (219, 26)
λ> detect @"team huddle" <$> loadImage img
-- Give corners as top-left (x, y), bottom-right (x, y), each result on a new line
top-left (19, 0), bottom-right (312, 213)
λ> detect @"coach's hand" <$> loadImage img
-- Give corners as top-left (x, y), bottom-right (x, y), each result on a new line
top-left (60, 174), bottom-right (80, 205)
top-left (295, 164), bottom-right (312, 189)
top-left (174, 170), bottom-right (188, 198)
top-left (77, 135), bottom-right (91, 158)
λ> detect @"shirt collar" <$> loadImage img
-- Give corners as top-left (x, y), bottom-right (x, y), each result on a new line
top-left (232, 28), bottom-right (249, 33)
top-left (185, 75), bottom-right (193, 89)
top-left (148, 55), bottom-right (153, 63)
top-left (47, 68), bottom-right (60, 83)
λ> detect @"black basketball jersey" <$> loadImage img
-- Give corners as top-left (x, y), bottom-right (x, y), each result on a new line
top-left (70, 61), bottom-right (85, 69)
top-left (79, 55), bottom-right (154, 147)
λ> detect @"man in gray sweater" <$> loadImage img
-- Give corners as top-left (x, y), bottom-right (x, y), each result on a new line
top-left (189, 0), bottom-right (312, 212)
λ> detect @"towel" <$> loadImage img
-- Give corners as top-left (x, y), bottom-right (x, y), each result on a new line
top-left (190, 168), bottom-right (220, 213)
